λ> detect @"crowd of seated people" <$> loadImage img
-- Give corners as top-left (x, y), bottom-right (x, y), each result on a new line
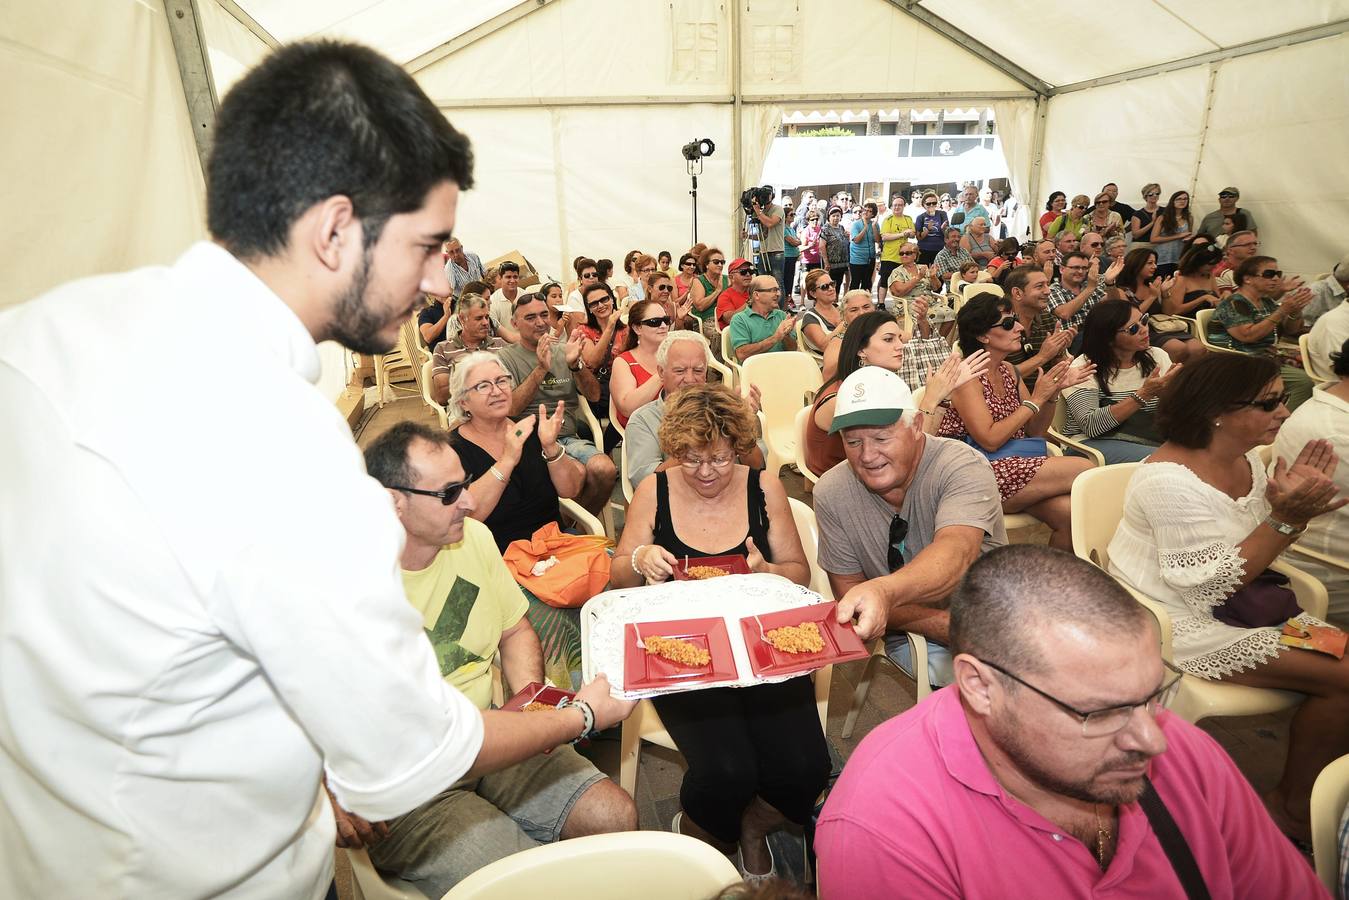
top-left (377, 207), bottom-right (1349, 895)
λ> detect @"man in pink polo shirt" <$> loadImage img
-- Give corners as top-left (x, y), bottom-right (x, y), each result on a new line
top-left (816, 545), bottom-right (1325, 899)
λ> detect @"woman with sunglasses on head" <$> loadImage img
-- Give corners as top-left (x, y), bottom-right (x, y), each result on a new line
top-left (688, 247), bottom-right (729, 344)
top-left (1060, 300), bottom-right (1182, 464)
top-left (1129, 183), bottom-right (1162, 243)
top-left (1211, 255), bottom-right (1315, 409)
top-left (1113, 247), bottom-right (1205, 365)
top-left (807, 311), bottom-right (989, 476)
top-left (611, 298), bottom-right (672, 429)
top-left (1039, 191), bottom-right (1066, 239)
top-left (447, 352), bottom-right (586, 552)
top-left (936, 295), bottom-right (1096, 550)
top-left (799, 269), bottom-right (842, 356)
top-left (1108, 353), bottom-right (1349, 846)
top-left (1148, 190), bottom-right (1193, 278)
top-left (612, 383), bottom-right (823, 882)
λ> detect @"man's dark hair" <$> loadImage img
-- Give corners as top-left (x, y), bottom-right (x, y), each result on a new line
top-left (956, 293), bottom-right (1013, 357)
top-left (363, 421), bottom-right (452, 492)
top-left (1061, 251), bottom-right (1088, 268)
top-left (207, 41), bottom-right (474, 260)
top-left (1335, 338), bottom-right (1349, 379)
top-left (460, 280), bottom-right (489, 301)
top-left (949, 545), bottom-right (1150, 677)
top-left (498, 260), bottom-right (520, 275)
top-left (1002, 264), bottom-right (1042, 300)
top-left (574, 257), bottom-right (598, 277)
top-left (1155, 352), bottom-right (1280, 448)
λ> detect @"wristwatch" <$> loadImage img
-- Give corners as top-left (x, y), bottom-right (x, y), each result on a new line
top-left (559, 698), bottom-right (596, 743)
top-left (1263, 515), bottom-right (1306, 537)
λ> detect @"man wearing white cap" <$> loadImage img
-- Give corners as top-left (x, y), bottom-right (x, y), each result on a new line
top-left (817, 367), bottom-right (1006, 680)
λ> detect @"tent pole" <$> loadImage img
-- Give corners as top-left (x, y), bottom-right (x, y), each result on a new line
top-left (1188, 64), bottom-right (1221, 200)
top-left (731, 0), bottom-right (744, 253)
top-left (162, 0), bottom-right (218, 173)
top-left (1026, 94), bottom-right (1049, 232)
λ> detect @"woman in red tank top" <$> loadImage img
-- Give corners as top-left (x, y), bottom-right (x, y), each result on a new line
top-left (611, 297), bottom-right (670, 427)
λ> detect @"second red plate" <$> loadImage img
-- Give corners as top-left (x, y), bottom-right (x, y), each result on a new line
top-left (739, 602), bottom-right (869, 678)
top-left (624, 617), bottom-right (739, 690)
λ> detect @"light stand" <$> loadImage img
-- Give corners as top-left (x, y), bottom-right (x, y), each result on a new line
top-left (686, 156), bottom-right (703, 245)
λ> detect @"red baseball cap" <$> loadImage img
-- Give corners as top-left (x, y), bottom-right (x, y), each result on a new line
top-left (728, 258), bottom-right (754, 273)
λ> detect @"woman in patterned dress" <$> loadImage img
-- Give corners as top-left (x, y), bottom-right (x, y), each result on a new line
top-left (937, 294), bottom-right (1095, 549)
top-left (1107, 353), bottom-right (1349, 844)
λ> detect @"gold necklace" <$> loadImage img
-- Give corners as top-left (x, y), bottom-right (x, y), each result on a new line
top-left (1094, 804), bottom-right (1112, 871)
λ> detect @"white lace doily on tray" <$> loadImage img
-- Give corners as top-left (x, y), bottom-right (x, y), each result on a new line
top-left (580, 573), bottom-right (827, 700)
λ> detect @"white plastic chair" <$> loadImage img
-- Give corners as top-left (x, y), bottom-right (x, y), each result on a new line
top-left (720, 328), bottom-right (740, 387)
top-left (618, 440), bottom-right (635, 504)
top-left (420, 359), bottom-right (449, 430)
top-left (608, 393), bottom-right (627, 440)
top-left (1311, 753), bottom-right (1349, 894)
top-left (841, 634), bottom-right (932, 740)
top-left (1049, 396), bottom-right (1107, 467)
top-left (346, 848), bottom-right (429, 900)
top-left (1070, 463), bottom-right (1324, 723)
top-left (1301, 333), bottom-right (1333, 383)
top-left (1195, 308), bottom-right (1242, 356)
top-left (739, 352), bottom-right (823, 476)
top-left (794, 406), bottom-right (822, 486)
top-left (574, 395), bottom-right (619, 538)
top-left (559, 498), bottom-right (604, 537)
top-left (440, 831), bottom-right (741, 900)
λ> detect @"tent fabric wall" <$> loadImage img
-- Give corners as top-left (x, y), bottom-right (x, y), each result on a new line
top-left (1038, 33), bottom-right (1349, 278)
top-left (0, 0), bottom-right (206, 309)
top-left (198, 0), bottom-right (273, 96)
top-left (990, 97), bottom-right (1038, 237)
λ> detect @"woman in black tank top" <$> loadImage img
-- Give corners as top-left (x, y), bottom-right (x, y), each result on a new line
top-left (612, 384), bottom-right (827, 879)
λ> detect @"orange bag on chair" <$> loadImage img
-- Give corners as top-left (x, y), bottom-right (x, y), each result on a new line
top-left (502, 522), bottom-right (612, 608)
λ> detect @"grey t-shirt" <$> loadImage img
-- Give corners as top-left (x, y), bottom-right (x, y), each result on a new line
top-left (759, 203), bottom-right (786, 254)
top-left (496, 341), bottom-right (580, 439)
top-left (814, 435), bottom-right (1006, 579)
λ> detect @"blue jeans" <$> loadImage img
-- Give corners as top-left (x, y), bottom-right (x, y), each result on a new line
top-left (557, 434), bottom-right (603, 464)
top-left (1073, 438), bottom-right (1156, 464)
top-left (759, 250), bottom-right (786, 298)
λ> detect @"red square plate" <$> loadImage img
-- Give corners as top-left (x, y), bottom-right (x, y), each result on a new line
top-left (738, 602), bottom-right (869, 678)
top-left (624, 617), bottom-right (739, 690)
top-left (500, 682), bottom-right (575, 712)
top-left (672, 555), bottom-right (751, 581)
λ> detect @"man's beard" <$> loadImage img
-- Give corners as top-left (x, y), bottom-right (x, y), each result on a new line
top-left (988, 709), bottom-right (1153, 806)
top-left (327, 245), bottom-right (398, 355)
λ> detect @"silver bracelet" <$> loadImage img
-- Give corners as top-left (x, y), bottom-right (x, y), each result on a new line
top-left (542, 444), bottom-right (566, 464)
top-left (488, 466), bottom-right (507, 483)
top-left (1020, 399), bottom-right (1041, 415)
top-left (630, 545), bottom-right (647, 576)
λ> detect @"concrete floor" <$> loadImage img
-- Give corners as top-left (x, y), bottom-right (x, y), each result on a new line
top-left (336, 392), bottom-right (1294, 896)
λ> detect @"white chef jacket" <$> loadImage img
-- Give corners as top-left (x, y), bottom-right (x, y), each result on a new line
top-left (0, 242), bottom-right (484, 899)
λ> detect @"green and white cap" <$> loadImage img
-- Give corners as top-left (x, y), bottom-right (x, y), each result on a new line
top-left (828, 367), bottom-right (916, 434)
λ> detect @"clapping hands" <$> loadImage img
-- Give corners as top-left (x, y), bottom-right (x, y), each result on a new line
top-left (1267, 440), bottom-right (1347, 526)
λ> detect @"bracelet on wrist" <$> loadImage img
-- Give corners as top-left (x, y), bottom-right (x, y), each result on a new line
top-left (560, 697), bottom-right (595, 744)
top-left (630, 545), bottom-right (647, 576)
top-left (542, 444), bottom-right (566, 464)
top-left (1021, 399), bottom-right (1041, 415)
top-left (488, 465), bottom-right (507, 483)
top-left (1263, 515), bottom-right (1306, 538)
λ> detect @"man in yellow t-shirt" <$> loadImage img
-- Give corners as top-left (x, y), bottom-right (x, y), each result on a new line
top-left (357, 422), bottom-right (637, 895)
top-left (879, 195), bottom-right (917, 302)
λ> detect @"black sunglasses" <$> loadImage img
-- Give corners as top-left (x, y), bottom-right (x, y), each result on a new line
top-left (654, 284), bottom-right (674, 293)
top-left (586, 296), bottom-right (614, 309)
top-left (1119, 314), bottom-right (1151, 336)
top-left (888, 515), bottom-right (910, 572)
top-left (1218, 192), bottom-right (1238, 199)
top-left (390, 479), bottom-right (471, 505)
top-left (637, 315), bottom-right (672, 328)
top-left (1237, 391), bottom-right (1290, 413)
top-left (993, 315), bottom-right (1018, 331)
top-left (1256, 269), bottom-right (1283, 279)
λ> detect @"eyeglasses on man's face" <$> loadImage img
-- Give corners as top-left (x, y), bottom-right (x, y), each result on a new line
top-left (390, 479), bottom-right (472, 506)
top-left (753, 287), bottom-right (781, 295)
top-left (580, 271), bottom-right (598, 280)
top-left (980, 657), bottom-right (1184, 738)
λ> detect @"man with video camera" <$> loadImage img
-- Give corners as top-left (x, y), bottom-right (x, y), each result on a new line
top-left (745, 185), bottom-right (786, 298)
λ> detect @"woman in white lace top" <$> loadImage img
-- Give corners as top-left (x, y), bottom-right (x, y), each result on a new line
top-left (1107, 352), bottom-right (1349, 842)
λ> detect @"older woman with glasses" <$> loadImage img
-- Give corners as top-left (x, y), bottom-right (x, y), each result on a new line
top-left (820, 206), bottom-right (851, 291)
top-left (611, 298), bottom-right (671, 428)
top-left (1046, 194), bottom-right (1090, 240)
top-left (937, 294), bottom-right (1096, 549)
top-left (799, 269), bottom-right (842, 355)
top-left (447, 352), bottom-right (586, 551)
top-left (1210, 255), bottom-right (1315, 409)
top-left (688, 247), bottom-right (729, 343)
top-left (612, 383), bottom-right (824, 881)
top-left (884, 242), bottom-right (932, 312)
top-left (1086, 192), bottom-right (1124, 239)
top-left (1107, 353), bottom-right (1349, 844)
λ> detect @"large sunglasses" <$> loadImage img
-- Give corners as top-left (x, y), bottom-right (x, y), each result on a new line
top-left (586, 296), bottom-right (613, 309)
top-left (637, 315), bottom-right (672, 328)
top-left (992, 315), bottom-right (1018, 331)
top-left (708, 258), bottom-right (726, 266)
top-left (1237, 391), bottom-right (1290, 412)
top-left (887, 515), bottom-right (910, 572)
top-left (1119, 314), bottom-right (1151, 335)
top-left (654, 283), bottom-right (674, 293)
top-left (390, 479), bottom-right (471, 506)
top-left (1256, 269), bottom-right (1283, 279)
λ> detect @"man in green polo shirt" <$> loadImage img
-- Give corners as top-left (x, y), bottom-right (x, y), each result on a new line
top-left (730, 274), bottom-right (798, 363)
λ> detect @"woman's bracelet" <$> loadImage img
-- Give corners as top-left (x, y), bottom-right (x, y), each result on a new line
top-left (542, 444), bottom-right (567, 464)
top-left (630, 545), bottom-right (647, 576)
top-left (488, 466), bottom-right (507, 483)
top-left (1020, 399), bottom-right (1041, 415)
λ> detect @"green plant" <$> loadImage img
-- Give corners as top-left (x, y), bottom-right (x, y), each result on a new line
top-left (797, 126), bottom-right (854, 138)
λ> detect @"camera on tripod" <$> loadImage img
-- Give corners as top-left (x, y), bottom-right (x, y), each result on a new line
top-left (740, 185), bottom-right (774, 215)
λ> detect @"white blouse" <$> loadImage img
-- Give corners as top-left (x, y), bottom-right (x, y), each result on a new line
top-left (1107, 452), bottom-right (1307, 679)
